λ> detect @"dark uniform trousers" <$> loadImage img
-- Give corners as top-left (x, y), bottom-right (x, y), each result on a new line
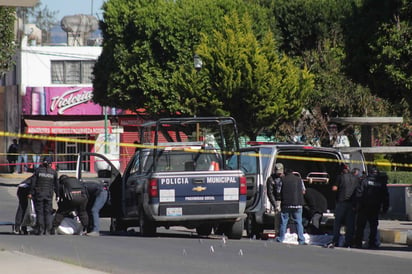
top-left (52, 195), bottom-right (89, 230)
top-left (354, 206), bottom-right (380, 247)
top-left (33, 192), bottom-right (54, 233)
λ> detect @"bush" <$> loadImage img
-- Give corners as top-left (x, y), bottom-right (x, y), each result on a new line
top-left (374, 154), bottom-right (391, 172)
top-left (386, 171), bottom-right (412, 185)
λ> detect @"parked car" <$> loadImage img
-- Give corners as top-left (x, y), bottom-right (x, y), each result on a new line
top-left (227, 142), bottom-right (367, 238)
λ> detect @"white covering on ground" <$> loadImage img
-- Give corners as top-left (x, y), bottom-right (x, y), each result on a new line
top-left (282, 232), bottom-right (333, 246)
top-left (56, 217), bottom-right (82, 235)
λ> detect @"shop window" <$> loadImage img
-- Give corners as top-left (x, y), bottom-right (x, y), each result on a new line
top-left (51, 60), bottom-right (95, 84)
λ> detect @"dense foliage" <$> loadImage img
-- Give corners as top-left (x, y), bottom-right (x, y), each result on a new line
top-left (93, 0), bottom-right (412, 143)
top-left (195, 12), bottom-right (313, 139)
top-left (0, 7), bottom-right (16, 74)
top-left (93, 0), bottom-right (313, 139)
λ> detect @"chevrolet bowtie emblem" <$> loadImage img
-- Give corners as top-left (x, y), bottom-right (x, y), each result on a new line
top-left (192, 186), bottom-right (207, 192)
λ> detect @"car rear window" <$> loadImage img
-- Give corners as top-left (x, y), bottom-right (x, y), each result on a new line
top-left (277, 150), bottom-right (341, 183)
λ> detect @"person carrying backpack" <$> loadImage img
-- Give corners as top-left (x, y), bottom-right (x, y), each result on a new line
top-left (51, 175), bottom-right (88, 235)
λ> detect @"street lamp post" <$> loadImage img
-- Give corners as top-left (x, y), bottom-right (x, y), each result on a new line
top-left (193, 54), bottom-right (202, 141)
top-left (104, 106), bottom-right (108, 153)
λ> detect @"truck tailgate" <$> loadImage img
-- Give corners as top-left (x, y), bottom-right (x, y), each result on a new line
top-left (153, 170), bottom-right (244, 217)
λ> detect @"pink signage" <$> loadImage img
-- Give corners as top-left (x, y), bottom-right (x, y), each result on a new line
top-left (23, 86), bottom-right (120, 116)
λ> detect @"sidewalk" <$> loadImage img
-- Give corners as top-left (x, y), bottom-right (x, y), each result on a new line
top-left (379, 219), bottom-right (412, 245)
top-left (0, 250), bottom-right (106, 274)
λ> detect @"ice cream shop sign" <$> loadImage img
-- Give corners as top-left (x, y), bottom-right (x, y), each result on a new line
top-left (23, 87), bottom-right (110, 115)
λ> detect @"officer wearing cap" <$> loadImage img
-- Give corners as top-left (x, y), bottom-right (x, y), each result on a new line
top-left (29, 156), bottom-right (58, 235)
top-left (353, 166), bottom-right (389, 249)
top-left (267, 163), bottom-right (284, 235)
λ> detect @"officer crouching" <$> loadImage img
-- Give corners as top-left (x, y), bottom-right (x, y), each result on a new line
top-left (51, 175), bottom-right (89, 235)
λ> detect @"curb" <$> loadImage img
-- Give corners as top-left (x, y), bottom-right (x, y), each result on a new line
top-left (0, 173), bottom-right (33, 179)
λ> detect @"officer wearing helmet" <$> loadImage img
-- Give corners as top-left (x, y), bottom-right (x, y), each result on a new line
top-left (353, 166), bottom-right (389, 249)
top-left (28, 156), bottom-right (58, 235)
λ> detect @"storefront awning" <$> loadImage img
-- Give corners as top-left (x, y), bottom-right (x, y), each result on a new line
top-left (25, 119), bottom-right (112, 135)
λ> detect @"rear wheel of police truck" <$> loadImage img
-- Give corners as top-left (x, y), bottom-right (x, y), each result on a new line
top-left (219, 220), bottom-right (244, 239)
top-left (245, 214), bottom-right (263, 239)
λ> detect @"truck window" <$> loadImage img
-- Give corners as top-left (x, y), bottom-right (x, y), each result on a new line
top-left (152, 150), bottom-right (221, 172)
top-left (239, 152), bottom-right (257, 174)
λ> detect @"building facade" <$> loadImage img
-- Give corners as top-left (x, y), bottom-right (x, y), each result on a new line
top-left (1, 28), bottom-right (142, 173)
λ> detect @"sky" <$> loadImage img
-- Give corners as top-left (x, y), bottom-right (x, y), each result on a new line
top-left (39, 0), bottom-right (106, 20)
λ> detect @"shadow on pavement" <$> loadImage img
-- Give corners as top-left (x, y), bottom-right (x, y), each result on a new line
top-left (0, 182), bottom-right (18, 187)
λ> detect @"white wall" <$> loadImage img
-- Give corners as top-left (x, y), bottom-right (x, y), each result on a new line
top-left (19, 43), bottom-right (102, 95)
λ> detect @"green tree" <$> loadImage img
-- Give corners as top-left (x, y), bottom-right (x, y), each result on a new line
top-left (344, 0), bottom-right (409, 106)
top-left (0, 7), bottom-right (16, 74)
top-left (93, 0), bottom-right (271, 117)
top-left (267, 0), bottom-right (357, 57)
top-left (194, 12), bottom-right (314, 139)
top-left (369, 1), bottom-right (412, 107)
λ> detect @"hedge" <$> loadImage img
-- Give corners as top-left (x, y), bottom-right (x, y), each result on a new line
top-left (386, 171), bottom-right (412, 185)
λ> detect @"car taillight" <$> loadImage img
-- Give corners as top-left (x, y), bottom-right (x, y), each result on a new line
top-left (239, 176), bottom-right (247, 195)
top-left (149, 178), bottom-right (158, 198)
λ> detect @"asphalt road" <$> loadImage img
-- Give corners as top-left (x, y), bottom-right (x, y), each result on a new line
top-left (1, 178), bottom-right (411, 274)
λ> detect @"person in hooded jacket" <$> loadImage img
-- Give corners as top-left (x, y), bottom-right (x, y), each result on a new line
top-left (353, 167), bottom-right (389, 249)
top-left (28, 156), bottom-right (58, 235)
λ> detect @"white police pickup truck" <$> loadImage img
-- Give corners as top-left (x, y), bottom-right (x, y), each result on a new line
top-left (77, 117), bottom-right (247, 239)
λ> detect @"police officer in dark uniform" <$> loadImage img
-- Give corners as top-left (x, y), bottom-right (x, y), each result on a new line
top-left (51, 175), bottom-right (89, 234)
top-left (29, 156), bottom-right (58, 235)
top-left (354, 167), bottom-right (389, 249)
